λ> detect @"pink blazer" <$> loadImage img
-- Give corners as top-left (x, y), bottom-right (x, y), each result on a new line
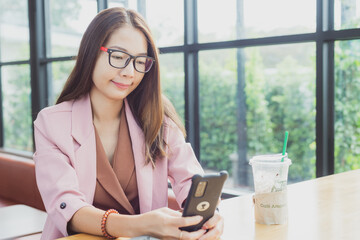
top-left (33, 94), bottom-right (204, 239)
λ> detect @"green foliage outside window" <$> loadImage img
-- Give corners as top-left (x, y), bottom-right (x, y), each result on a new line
top-left (199, 57), bottom-right (237, 172)
top-left (198, 46), bottom-right (316, 182)
top-left (2, 65), bottom-right (32, 152)
top-left (50, 0), bottom-right (80, 29)
top-left (335, 40), bottom-right (360, 173)
top-left (160, 54), bottom-right (185, 122)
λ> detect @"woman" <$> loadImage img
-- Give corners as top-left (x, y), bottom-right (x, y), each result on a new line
top-left (34, 7), bottom-right (223, 240)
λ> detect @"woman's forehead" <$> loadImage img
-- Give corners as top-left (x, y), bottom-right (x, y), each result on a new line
top-left (106, 26), bottom-right (148, 55)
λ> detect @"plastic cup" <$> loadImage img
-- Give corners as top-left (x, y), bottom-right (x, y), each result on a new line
top-left (249, 153), bottom-right (292, 224)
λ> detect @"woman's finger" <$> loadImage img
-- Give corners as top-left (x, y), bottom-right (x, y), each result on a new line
top-left (165, 216), bottom-right (203, 235)
top-left (198, 225), bottom-right (223, 240)
top-left (201, 212), bottom-right (222, 230)
top-left (199, 216), bottom-right (224, 240)
top-left (179, 229), bottom-right (207, 240)
top-left (174, 215), bottom-right (203, 228)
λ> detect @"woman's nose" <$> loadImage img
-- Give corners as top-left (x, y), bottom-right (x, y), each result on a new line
top-left (120, 59), bottom-right (135, 77)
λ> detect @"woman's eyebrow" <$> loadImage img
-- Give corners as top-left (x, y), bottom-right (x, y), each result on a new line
top-left (108, 45), bottom-right (147, 56)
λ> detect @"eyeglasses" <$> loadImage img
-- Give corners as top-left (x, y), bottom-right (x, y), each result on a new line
top-left (100, 46), bottom-right (155, 73)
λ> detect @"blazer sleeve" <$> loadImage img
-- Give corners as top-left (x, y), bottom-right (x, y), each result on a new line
top-left (165, 118), bottom-right (204, 207)
top-left (33, 113), bottom-right (92, 236)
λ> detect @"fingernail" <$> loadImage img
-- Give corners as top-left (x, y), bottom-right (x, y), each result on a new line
top-left (202, 226), bottom-right (207, 230)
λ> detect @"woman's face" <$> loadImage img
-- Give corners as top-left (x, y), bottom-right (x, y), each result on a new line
top-left (91, 26), bottom-right (148, 102)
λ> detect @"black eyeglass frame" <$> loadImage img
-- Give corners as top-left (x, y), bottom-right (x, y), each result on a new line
top-left (100, 46), bottom-right (155, 73)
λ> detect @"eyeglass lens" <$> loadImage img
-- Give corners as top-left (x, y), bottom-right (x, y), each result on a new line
top-left (110, 51), bottom-right (153, 73)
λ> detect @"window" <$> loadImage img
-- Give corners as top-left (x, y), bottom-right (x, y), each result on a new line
top-left (50, 61), bottom-right (76, 104)
top-left (0, 0), bottom-right (29, 62)
top-left (335, 40), bottom-right (360, 173)
top-left (199, 49), bottom-right (237, 178)
top-left (0, 0), bottom-right (31, 152)
top-left (334, 0), bottom-right (360, 30)
top-left (1, 0), bottom-right (360, 191)
top-left (131, 0), bottom-right (184, 47)
top-left (2, 65), bottom-right (32, 151)
top-left (197, 0), bottom-right (316, 43)
top-left (47, 0), bottom-right (97, 104)
top-left (108, 0), bottom-right (137, 9)
top-left (160, 53), bottom-right (185, 122)
top-left (199, 43), bottom-right (316, 191)
top-left (48, 0), bottom-right (97, 57)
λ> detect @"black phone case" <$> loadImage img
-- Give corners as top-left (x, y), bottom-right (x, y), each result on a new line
top-left (180, 171), bottom-right (228, 232)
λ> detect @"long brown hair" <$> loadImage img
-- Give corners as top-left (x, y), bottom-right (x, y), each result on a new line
top-left (57, 7), bottom-right (185, 166)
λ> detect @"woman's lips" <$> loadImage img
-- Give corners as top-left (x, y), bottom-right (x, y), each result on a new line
top-left (112, 81), bottom-right (131, 89)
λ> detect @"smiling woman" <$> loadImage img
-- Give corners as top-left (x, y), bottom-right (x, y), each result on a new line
top-left (91, 26), bottom-right (148, 106)
top-left (33, 7), bottom-right (223, 240)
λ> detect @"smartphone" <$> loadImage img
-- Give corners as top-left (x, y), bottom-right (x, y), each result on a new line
top-left (180, 170), bottom-right (228, 232)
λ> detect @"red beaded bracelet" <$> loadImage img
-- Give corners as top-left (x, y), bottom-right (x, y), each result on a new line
top-left (101, 209), bottom-right (119, 239)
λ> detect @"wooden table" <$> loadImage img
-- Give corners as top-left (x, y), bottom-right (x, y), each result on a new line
top-left (59, 169), bottom-right (360, 240)
top-left (220, 169), bottom-right (360, 240)
top-left (0, 204), bottom-right (47, 239)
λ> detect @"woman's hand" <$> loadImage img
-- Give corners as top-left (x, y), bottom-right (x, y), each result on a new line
top-left (198, 211), bottom-right (224, 240)
top-left (140, 207), bottom-right (206, 240)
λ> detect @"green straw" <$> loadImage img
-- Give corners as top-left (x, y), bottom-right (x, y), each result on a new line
top-left (281, 131), bottom-right (289, 162)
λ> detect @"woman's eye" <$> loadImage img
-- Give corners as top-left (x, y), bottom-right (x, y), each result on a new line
top-left (112, 55), bottom-right (123, 60)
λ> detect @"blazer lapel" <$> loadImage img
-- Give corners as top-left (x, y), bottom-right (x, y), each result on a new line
top-left (71, 94), bottom-right (97, 204)
top-left (72, 94), bottom-right (94, 145)
top-left (125, 99), bottom-right (153, 213)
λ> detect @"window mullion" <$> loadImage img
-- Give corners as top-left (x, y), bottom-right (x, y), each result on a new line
top-left (98, 0), bottom-right (108, 12)
top-left (28, 0), bottom-right (48, 151)
top-left (184, 0), bottom-right (200, 158)
top-left (316, 0), bottom-right (335, 177)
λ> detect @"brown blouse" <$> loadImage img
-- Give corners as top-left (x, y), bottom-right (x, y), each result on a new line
top-left (93, 108), bottom-right (140, 215)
